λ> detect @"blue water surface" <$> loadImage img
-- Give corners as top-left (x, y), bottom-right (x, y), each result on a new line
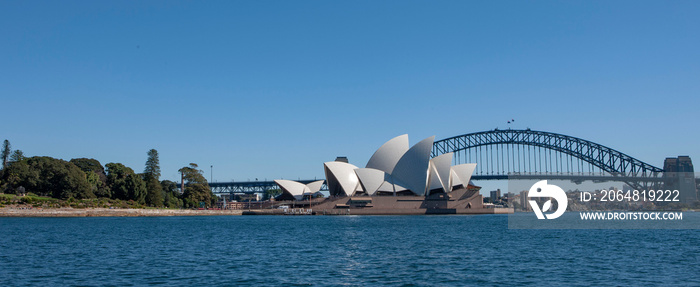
top-left (1, 214), bottom-right (699, 286)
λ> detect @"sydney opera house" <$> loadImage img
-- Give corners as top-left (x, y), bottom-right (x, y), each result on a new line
top-left (274, 135), bottom-right (512, 215)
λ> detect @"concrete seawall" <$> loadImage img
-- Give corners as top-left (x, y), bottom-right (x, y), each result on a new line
top-left (0, 208), bottom-right (243, 217)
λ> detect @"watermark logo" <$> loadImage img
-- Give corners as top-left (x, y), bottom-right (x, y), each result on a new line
top-left (528, 180), bottom-right (568, 219)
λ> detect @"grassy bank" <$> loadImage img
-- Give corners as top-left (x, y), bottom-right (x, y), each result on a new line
top-left (1, 193), bottom-right (154, 209)
top-left (0, 193), bottom-right (244, 217)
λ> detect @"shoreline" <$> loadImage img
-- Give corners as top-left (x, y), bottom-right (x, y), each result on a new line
top-left (3, 207), bottom-right (694, 218)
top-left (0, 207), bottom-right (243, 217)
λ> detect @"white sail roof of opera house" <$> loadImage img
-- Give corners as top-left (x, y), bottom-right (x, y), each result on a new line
top-left (389, 136), bottom-right (435, 196)
top-left (365, 134), bottom-right (409, 174)
top-left (427, 152), bottom-right (453, 195)
top-left (450, 163), bottom-right (477, 189)
top-left (273, 179), bottom-right (325, 200)
top-left (305, 180), bottom-right (325, 194)
top-left (354, 168), bottom-right (392, 196)
top-left (323, 161), bottom-right (362, 197)
top-left (274, 135), bottom-right (478, 200)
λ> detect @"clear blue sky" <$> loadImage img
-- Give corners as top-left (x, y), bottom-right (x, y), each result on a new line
top-left (2, 1), bottom-right (698, 186)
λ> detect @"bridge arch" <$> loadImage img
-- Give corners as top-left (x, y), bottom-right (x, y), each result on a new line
top-left (211, 129), bottom-right (669, 196)
top-left (432, 129), bottom-right (663, 177)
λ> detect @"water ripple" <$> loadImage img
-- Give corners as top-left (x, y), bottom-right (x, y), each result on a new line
top-left (1, 215), bottom-right (699, 286)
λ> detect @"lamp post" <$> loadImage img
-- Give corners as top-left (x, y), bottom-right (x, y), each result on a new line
top-left (210, 165), bottom-right (213, 183)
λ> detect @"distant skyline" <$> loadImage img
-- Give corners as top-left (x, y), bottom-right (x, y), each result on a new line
top-left (2, 1), bottom-right (698, 187)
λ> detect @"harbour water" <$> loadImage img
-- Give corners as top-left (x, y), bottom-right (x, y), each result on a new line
top-left (1, 214), bottom-right (699, 286)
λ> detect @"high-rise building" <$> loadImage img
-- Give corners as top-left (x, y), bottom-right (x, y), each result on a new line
top-left (490, 189), bottom-right (501, 202)
top-left (520, 190), bottom-right (530, 211)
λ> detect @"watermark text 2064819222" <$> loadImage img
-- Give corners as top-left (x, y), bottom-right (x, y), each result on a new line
top-left (508, 173), bottom-right (699, 229)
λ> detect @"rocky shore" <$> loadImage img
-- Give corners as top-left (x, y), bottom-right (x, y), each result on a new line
top-left (0, 207), bottom-right (243, 217)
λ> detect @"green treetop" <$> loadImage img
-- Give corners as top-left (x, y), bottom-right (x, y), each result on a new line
top-left (178, 163), bottom-right (215, 208)
top-left (143, 149), bottom-right (163, 207)
top-left (9, 150), bottom-right (24, 163)
top-left (105, 162), bottom-right (146, 204)
top-left (144, 149), bottom-right (161, 179)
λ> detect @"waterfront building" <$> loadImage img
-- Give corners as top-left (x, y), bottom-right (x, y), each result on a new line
top-left (317, 134), bottom-right (477, 197)
top-left (272, 135), bottom-right (513, 215)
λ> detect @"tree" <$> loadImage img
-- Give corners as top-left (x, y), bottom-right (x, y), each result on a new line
top-left (105, 163), bottom-right (146, 204)
top-left (124, 174), bottom-right (146, 204)
top-left (178, 163), bottom-right (215, 208)
top-left (262, 188), bottom-right (281, 201)
top-left (144, 175), bottom-right (163, 207)
top-left (1, 156), bottom-right (94, 199)
top-left (161, 180), bottom-right (183, 208)
top-left (70, 158), bottom-right (107, 178)
top-left (144, 149), bottom-right (161, 179)
top-left (9, 150), bottom-right (24, 163)
top-left (1, 140), bottom-right (10, 169)
top-left (143, 149), bottom-right (163, 207)
top-left (85, 170), bottom-right (111, 198)
top-left (70, 158), bottom-right (110, 198)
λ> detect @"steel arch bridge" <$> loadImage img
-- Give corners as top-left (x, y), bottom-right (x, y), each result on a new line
top-left (431, 129), bottom-right (664, 179)
top-left (211, 129), bottom-right (669, 195)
